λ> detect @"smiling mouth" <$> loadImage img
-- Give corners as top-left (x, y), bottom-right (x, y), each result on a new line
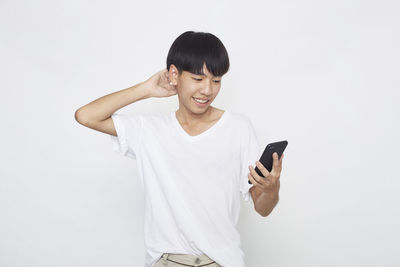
top-left (193, 97), bottom-right (210, 104)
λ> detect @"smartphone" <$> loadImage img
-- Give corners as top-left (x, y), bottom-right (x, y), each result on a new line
top-left (248, 140), bottom-right (288, 184)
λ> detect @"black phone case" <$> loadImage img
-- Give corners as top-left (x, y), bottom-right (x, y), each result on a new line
top-left (248, 140), bottom-right (288, 184)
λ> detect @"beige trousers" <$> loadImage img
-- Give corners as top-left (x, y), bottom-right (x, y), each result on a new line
top-left (153, 252), bottom-right (222, 267)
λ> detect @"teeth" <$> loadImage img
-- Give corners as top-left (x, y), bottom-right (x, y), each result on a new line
top-left (194, 97), bottom-right (208, 103)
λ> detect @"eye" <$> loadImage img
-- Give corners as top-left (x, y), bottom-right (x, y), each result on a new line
top-left (192, 77), bottom-right (221, 83)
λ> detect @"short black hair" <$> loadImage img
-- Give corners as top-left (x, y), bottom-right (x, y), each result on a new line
top-left (166, 31), bottom-right (230, 77)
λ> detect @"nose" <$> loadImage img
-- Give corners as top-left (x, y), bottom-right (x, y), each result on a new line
top-left (200, 81), bottom-right (212, 95)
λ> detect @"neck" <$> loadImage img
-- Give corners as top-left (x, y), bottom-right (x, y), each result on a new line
top-left (176, 106), bottom-right (215, 125)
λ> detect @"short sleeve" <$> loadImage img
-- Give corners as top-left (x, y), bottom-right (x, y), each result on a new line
top-left (239, 118), bottom-right (261, 202)
top-left (109, 113), bottom-right (143, 160)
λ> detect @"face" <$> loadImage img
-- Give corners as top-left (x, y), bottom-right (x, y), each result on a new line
top-left (168, 63), bottom-right (222, 115)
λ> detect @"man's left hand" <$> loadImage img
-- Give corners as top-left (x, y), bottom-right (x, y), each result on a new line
top-left (248, 152), bottom-right (284, 196)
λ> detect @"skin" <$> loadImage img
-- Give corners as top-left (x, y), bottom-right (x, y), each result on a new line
top-left (248, 152), bottom-right (284, 217)
top-left (167, 63), bottom-right (223, 129)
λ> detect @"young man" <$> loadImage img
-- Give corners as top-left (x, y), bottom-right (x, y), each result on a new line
top-left (75, 31), bottom-right (283, 267)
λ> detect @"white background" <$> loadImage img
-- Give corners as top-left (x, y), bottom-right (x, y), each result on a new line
top-left (1, 0), bottom-right (399, 266)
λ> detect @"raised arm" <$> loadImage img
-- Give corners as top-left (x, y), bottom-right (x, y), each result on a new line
top-left (74, 68), bottom-right (177, 136)
top-left (74, 82), bottom-right (150, 136)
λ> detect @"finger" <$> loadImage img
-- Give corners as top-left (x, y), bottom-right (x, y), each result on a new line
top-left (248, 172), bottom-right (260, 186)
top-left (164, 69), bottom-right (171, 81)
top-left (249, 171), bottom-right (270, 189)
top-left (255, 161), bottom-right (270, 178)
top-left (248, 165), bottom-right (267, 186)
top-left (272, 152), bottom-right (281, 173)
top-left (265, 172), bottom-right (278, 186)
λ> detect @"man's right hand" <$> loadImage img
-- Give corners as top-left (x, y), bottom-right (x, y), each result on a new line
top-left (144, 68), bottom-right (178, 98)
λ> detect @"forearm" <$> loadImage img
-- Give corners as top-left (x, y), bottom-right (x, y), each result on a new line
top-left (75, 81), bottom-right (150, 123)
top-left (255, 192), bottom-right (279, 217)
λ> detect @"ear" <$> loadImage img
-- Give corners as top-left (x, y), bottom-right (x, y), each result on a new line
top-left (168, 64), bottom-right (179, 85)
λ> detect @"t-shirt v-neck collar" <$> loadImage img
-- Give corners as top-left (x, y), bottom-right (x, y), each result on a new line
top-left (171, 110), bottom-right (229, 142)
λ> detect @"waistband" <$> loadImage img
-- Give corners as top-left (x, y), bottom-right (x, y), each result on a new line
top-left (161, 252), bottom-right (216, 267)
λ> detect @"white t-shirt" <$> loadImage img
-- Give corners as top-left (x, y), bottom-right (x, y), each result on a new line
top-left (109, 110), bottom-right (261, 267)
